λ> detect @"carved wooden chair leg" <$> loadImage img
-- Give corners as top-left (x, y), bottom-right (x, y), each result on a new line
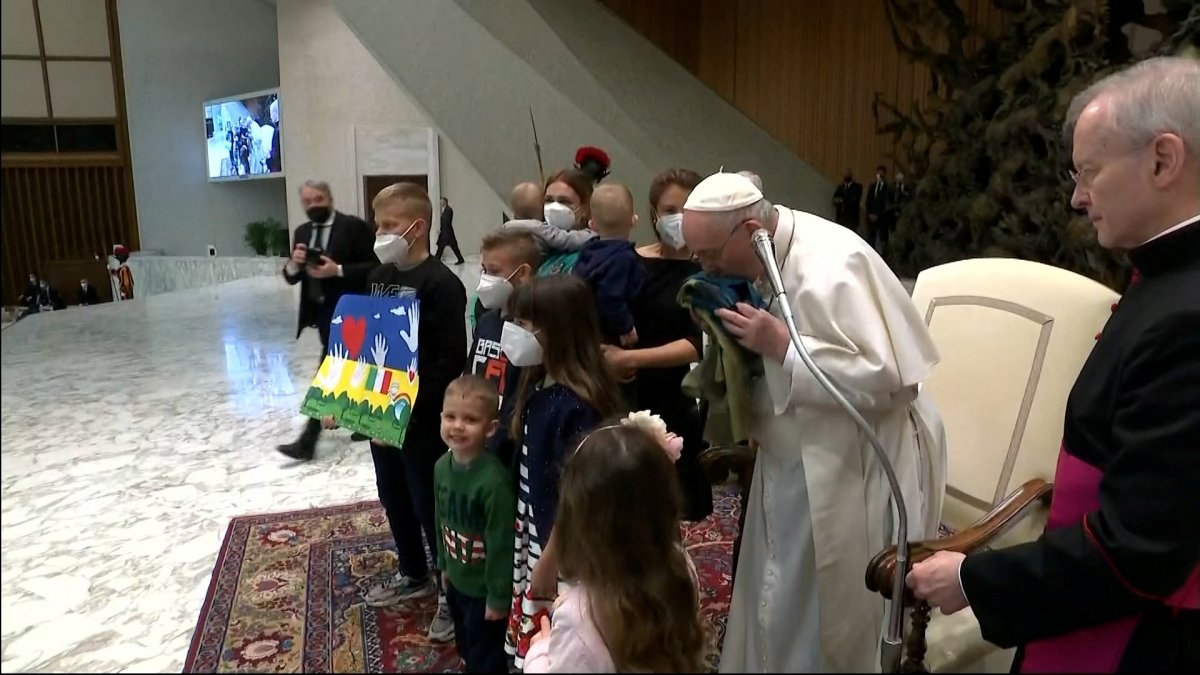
top-left (698, 445), bottom-right (757, 586)
top-left (901, 600), bottom-right (931, 673)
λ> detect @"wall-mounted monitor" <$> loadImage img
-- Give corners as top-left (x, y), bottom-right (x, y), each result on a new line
top-left (204, 88), bottom-right (282, 182)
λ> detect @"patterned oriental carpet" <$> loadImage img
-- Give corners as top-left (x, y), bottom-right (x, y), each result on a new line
top-left (185, 485), bottom-right (738, 672)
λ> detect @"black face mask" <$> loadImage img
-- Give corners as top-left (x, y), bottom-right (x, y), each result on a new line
top-left (306, 206), bottom-right (332, 223)
top-left (843, 176), bottom-right (852, 183)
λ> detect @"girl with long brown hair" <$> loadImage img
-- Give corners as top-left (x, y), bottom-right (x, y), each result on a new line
top-left (524, 420), bottom-right (708, 672)
top-left (500, 274), bottom-right (624, 667)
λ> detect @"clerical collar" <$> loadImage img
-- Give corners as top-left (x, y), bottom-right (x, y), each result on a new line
top-left (1142, 213), bottom-right (1199, 244)
top-left (1129, 214), bottom-right (1199, 278)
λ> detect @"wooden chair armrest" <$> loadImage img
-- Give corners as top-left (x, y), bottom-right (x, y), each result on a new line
top-left (699, 444), bottom-right (756, 485)
top-left (865, 478), bottom-right (1054, 600)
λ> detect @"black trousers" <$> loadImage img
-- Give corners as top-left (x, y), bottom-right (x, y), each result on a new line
top-left (300, 320), bottom-right (333, 441)
top-left (370, 420), bottom-right (443, 580)
top-left (435, 238), bottom-right (465, 263)
top-left (446, 582), bottom-right (508, 673)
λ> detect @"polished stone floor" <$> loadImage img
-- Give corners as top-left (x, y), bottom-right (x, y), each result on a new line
top-left (0, 257), bottom-right (480, 673)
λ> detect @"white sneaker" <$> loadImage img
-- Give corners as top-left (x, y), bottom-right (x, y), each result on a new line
top-left (427, 594), bottom-right (455, 643)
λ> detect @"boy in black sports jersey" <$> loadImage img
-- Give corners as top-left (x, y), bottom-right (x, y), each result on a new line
top-left (467, 230), bottom-right (543, 468)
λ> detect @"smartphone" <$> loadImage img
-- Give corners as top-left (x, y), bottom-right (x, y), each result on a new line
top-left (306, 247), bottom-right (326, 266)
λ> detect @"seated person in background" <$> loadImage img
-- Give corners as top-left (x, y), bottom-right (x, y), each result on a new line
top-left (18, 274), bottom-right (40, 311)
top-left (573, 183), bottom-right (644, 346)
top-left (469, 230), bottom-right (543, 468)
top-left (78, 279), bottom-right (101, 306)
top-left (503, 170), bottom-right (597, 275)
top-left (37, 279), bottom-right (66, 311)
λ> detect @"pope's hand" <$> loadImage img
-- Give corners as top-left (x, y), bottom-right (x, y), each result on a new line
top-left (715, 303), bottom-right (790, 363)
top-left (906, 550), bottom-right (969, 615)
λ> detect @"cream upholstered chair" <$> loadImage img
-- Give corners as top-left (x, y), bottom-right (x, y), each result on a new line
top-left (866, 258), bottom-right (1120, 672)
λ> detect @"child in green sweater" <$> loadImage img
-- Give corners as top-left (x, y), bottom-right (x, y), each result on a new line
top-left (435, 375), bottom-right (516, 673)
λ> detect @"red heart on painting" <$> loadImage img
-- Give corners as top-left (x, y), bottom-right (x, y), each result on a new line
top-left (341, 316), bottom-right (366, 359)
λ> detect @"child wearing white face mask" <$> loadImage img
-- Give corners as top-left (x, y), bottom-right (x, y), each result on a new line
top-left (499, 275), bottom-right (625, 669)
top-left (502, 171), bottom-right (598, 277)
top-left (360, 183), bottom-right (469, 645)
top-left (467, 230), bottom-right (544, 470)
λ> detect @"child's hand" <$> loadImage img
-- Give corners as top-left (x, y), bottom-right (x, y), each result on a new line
top-left (484, 605), bottom-right (507, 621)
top-left (620, 327), bottom-right (639, 347)
top-left (528, 615), bottom-right (552, 647)
top-left (530, 560), bottom-right (558, 601)
top-left (320, 416), bottom-right (338, 430)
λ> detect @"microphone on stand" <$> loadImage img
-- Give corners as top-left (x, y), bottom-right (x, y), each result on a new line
top-left (751, 228), bottom-right (908, 674)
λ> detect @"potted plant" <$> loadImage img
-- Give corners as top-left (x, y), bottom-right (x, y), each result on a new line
top-left (244, 218), bottom-right (288, 256)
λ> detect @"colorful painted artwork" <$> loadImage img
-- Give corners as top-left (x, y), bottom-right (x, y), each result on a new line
top-left (300, 293), bottom-right (420, 447)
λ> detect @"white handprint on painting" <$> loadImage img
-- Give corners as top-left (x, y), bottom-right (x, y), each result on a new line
top-left (316, 345), bottom-right (349, 390)
top-left (399, 303), bottom-right (419, 352)
top-left (350, 358), bottom-right (369, 388)
top-left (371, 334), bottom-right (388, 367)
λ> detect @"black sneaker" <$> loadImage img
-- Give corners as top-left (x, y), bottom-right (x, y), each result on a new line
top-left (350, 432), bottom-right (370, 442)
top-left (276, 440), bottom-right (314, 461)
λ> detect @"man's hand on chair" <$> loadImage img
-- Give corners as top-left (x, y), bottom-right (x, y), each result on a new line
top-left (906, 550), bottom-right (969, 615)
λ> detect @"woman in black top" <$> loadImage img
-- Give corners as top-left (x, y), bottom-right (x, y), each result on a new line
top-left (602, 168), bottom-right (713, 521)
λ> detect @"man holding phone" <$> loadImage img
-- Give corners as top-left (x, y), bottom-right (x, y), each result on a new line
top-left (278, 180), bottom-right (378, 460)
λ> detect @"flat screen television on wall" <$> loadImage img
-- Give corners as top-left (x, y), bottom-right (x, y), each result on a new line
top-left (204, 88), bottom-right (282, 182)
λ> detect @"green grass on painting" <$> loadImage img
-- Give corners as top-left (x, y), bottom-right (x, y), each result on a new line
top-left (299, 386), bottom-right (412, 447)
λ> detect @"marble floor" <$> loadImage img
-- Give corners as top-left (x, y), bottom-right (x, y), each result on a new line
top-left (0, 257), bottom-right (481, 673)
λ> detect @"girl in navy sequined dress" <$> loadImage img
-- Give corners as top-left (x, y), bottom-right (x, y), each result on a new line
top-left (498, 275), bottom-right (624, 667)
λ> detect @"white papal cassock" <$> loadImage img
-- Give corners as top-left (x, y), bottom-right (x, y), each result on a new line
top-left (719, 206), bottom-right (947, 673)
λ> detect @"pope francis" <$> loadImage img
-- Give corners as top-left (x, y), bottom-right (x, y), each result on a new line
top-left (681, 172), bottom-right (948, 672)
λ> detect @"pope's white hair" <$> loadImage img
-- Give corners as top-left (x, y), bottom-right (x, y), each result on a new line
top-left (1066, 56), bottom-right (1200, 155)
top-left (709, 198), bottom-right (775, 228)
top-left (736, 170), bottom-right (764, 190)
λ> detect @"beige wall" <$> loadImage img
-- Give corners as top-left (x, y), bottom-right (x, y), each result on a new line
top-left (118, 0), bottom-right (288, 257)
top-left (276, 0), bottom-right (505, 256)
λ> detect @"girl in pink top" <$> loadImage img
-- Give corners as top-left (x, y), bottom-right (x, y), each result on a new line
top-left (524, 414), bottom-right (707, 673)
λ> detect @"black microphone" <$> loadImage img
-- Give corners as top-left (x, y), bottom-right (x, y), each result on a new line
top-left (751, 227), bottom-right (909, 674)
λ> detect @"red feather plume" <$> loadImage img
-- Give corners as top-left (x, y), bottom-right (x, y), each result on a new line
top-left (574, 145), bottom-right (610, 168)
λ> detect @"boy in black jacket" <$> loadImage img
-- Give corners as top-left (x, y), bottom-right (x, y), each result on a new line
top-left (360, 183), bottom-right (467, 646)
top-left (572, 183), bottom-right (644, 346)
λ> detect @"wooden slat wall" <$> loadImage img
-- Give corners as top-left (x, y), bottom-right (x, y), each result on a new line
top-left (602, 0), bottom-right (1002, 184)
top-left (1, 0), bottom-right (137, 307)
top-left (0, 164), bottom-right (137, 303)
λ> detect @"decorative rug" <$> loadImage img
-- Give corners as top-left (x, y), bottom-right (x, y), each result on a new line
top-left (185, 485), bottom-right (738, 673)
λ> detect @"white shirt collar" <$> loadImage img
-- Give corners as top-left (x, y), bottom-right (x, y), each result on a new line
top-left (1143, 213), bottom-right (1199, 245)
top-left (322, 210), bottom-right (337, 227)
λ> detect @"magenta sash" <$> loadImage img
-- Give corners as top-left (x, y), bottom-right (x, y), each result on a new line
top-left (1020, 447), bottom-right (1200, 673)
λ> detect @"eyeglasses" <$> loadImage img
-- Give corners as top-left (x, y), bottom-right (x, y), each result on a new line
top-left (691, 222), bottom-right (744, 263)
top-left (1065, 167), bottom-right (1096, 187)
top-left (1066, 140), bottom-right (1154, 189)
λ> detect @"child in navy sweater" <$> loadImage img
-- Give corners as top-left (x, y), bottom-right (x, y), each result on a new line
top-left (572, 183), bottom-right (644, 346)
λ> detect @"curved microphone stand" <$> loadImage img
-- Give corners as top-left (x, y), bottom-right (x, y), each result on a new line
top-left (751, 228), bottom-right (908, 673)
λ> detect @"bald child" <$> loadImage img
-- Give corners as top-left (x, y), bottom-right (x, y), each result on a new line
top-left (509, 182), bottom-right (544, 221)
top-left (573, 183), bottom-right (645, 346)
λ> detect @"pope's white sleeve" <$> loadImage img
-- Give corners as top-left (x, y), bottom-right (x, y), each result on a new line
top-left (766, 256), bottom-right (903, 415)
